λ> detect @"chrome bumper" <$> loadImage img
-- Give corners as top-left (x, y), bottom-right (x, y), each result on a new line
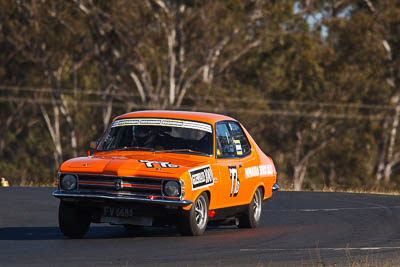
top-left (272, 183), bottom-right (280, 191)
top-left (52, 191), bottom-right (193, 207)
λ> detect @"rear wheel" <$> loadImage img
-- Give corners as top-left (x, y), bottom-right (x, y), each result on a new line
top-left (177, 193), bottom-right (209, 236)
top-left (238, 187), bottom-right (263, 228)
top-left (59, 201), bottom-right (91, 238)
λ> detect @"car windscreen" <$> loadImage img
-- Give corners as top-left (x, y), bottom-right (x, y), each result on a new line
top-left (98, 118), bottom-right (213, 155)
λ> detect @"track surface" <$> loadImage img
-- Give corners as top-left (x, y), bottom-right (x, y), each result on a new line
top-left (1, 188), bottom-right (400, 266)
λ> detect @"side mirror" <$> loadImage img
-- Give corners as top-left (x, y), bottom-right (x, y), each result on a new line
top-left (88, 140), bottom-right (98, 156)
top-left (89, 140), bottom-right (98, 150)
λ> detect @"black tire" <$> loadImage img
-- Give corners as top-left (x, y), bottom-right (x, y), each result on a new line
top-left (238, 187), bottom-right (263, 228)
top-left (177, 193), bottom-right (209, 236)
top-left (59, 201), bottom-right (91, 238)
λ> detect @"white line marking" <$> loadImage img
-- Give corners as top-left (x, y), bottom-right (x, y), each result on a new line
top-left (265, 206), bottom-right (400, 212)
top-left (240, 247), bottom-right (400, 252)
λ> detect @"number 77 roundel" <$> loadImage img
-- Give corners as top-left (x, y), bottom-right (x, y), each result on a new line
top-left (229, 166), bottom-right (240, 197)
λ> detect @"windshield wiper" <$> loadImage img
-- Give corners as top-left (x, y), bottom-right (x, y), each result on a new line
top-left (120, 146), bottom-right (155, 151)
top-left (102, 146), bottom-right (155, 152)
top-left (155, 149), bottom-right (210, 156)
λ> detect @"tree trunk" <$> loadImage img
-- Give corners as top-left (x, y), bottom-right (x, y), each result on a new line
top-left (59, 94), bottom-right (78, 157)
top-left (293, 163), bottom-right (307, 191)
top-left (383, 96), bottom-right (400, 183)
top-left (168, 27), bottom-right (177, 105)
top-left (40, 104), bottom-right (63, 168)
top-left (375, 119), bottom-right (389, 181)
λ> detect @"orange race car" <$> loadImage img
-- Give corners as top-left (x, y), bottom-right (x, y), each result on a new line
top-left (53, 110), bottom-right (279, 237)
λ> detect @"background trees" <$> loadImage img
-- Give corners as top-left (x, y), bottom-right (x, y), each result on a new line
top-left (0, 0), bottom-right (399, 190)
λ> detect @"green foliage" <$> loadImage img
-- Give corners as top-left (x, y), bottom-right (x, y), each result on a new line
top-left (0, 0), bottom-right (399, 190)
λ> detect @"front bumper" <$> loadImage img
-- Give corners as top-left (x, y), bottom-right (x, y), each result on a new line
top-left (52, 190), bottom-right (193, 207)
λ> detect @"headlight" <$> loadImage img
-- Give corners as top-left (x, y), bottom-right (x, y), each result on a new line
top-left (60, 174), bottom-right (78, 190)
top-left (163, 180), bottom-right (180, 197)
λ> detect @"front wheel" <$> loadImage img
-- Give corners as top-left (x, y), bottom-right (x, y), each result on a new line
top-left (59, 201), bottom-right (91, 238)
top-left (238, 187), bottom-right (263, 228)
top-left (177, 193), bottom-right (209, 236)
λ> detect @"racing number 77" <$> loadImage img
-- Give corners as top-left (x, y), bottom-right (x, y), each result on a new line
top-left (228, 166), bottom-right (240, 197)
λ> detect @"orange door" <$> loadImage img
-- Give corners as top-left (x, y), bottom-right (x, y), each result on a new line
top-left (214, 159), bottom-right (243, 209)
top-left (213, 121), bottom-right (246, 208)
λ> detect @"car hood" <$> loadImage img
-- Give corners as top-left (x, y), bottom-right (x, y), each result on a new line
top-left (59, 151), bottom-right (210, 178)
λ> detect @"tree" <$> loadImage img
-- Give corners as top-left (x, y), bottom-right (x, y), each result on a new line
top-left (360, 0), bottom-right (400, 183)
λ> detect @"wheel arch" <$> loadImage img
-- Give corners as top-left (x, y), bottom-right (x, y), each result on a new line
top-left (193, 189), bottom-right (211, 204)
top-left (258, 185), bottom-right (265, 197)
top-left (203, 190), bottom-right (211, 205)
top-left (182, 189), bottom-right (211, 211)
top-left (253, 183), bottom-right (265, 201)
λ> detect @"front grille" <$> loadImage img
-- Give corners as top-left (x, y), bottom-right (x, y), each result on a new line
top-left (76, 174), bottom-right (164, 198)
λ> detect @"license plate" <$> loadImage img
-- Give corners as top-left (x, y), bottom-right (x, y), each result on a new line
top-left (103, 207), bottom-right (134, 218)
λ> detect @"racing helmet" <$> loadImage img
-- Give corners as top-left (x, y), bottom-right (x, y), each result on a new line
top-left (133, 126), bottom-right (154, 138)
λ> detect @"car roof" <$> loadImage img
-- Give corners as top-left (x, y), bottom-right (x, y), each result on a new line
top-left (115, 110), bottom-right (236, 124)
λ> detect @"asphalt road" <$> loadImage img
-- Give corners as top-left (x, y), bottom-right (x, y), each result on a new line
top-left (1, 188), bottom-right (400, 266)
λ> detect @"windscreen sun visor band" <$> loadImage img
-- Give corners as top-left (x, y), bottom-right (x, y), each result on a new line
top-left (112, 118), bottom-right (213, 133)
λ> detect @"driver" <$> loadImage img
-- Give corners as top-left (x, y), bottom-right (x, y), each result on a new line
top-left (133, 126), bottom-right (156, 148)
